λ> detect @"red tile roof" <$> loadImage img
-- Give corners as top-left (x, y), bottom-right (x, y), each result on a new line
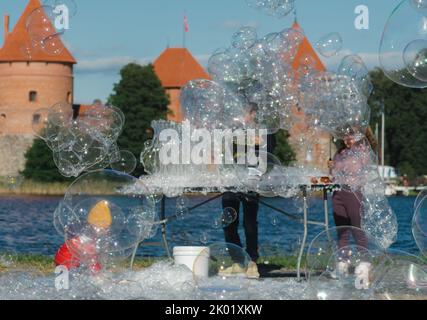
top-left (291, 22), bottom-right (325, 72)
top-left (0, 0), bottom-right (76, 64)
top-left (153, 48), bottom-right (210, 88)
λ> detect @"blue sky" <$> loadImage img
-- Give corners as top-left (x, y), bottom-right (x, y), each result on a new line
top-left (0, 0), bottom-right (404, 104)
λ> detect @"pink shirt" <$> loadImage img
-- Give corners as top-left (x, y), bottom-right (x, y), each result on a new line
top-left (332, 141), bottom-right (372, 188)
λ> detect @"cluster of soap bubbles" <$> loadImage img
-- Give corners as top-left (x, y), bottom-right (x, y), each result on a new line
top-left (33, 102), bottom-right (136, 177)
top-left (245, 0), bottom-right (295, 18)
top-left (330, 137), bottom-right (398, 248)
top-left (380, 0), bottom-right (427, 88)
top-left (53, 170), bottom-right (157, 272)
top-left (23, 0), bottom-right (77, 57)
top-left (301, 55), bottom-right (372, 140)
top-left (204, 26), bottom-right (304, 133)
top-left (306, 227), bottom-right (427, 300)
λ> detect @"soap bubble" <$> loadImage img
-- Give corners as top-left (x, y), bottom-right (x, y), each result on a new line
top-left (410, 0), bottom-right (427, 13)
top-left (231, 27), bottom-right (258, 50)
top-left (413, 194), bottom-right (427, 256)
top-left (32, 108), bottom-right (51, 140)
top-left (175, 195), bottom-right (189, 219)
top-left (246, 0), bottom-right (295, 18)
top-left (36, 102), bottom-right (125, 177)
top-left (414, 190), bottom-right (427, 210)
top-left (221, 207), bottom-right (238, 227)
top-left (109, 150), bottom-right (137, 174)
top-left (316, 33), bottom-right (343, 58)
top-left (234, 151), bottom-right (283, 195)
top-left (53, 170), bottom-right (156, 271)
top-left (301, 72), bottom-right (370, 140)
top-left (180, 79), bottom-right (246, 130)
top-left (0, 176), bottom-right (24, 190)
top-left (337, 54), bottom-right (373, 97)
top-left (200, 232), bottom-right (210, 245)
top-left (26, 5), bottom-right (66, 55)
top-left (306, 227), bottom-right (390, 300)
top-left (193, 242), bottom-right (251, 300)
top-left (379, 0), bottom-right (427, 88)
top-left (403, 39), bottom-right (427, 82)
top-left (376, 250), bottom-right (427, 300)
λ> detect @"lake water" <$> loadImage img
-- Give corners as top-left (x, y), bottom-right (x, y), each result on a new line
top-left (0, 195), bottom-right (420, 258)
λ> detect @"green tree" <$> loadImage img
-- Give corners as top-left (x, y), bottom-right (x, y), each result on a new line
top-left (22, 138), bottom-right (70, 182)
top-left (274, 130), bottom-right (296, 166)
top-left (108, 63), bottom-right (170, 176)
top-left (369, 69), bottom-right (427, 177)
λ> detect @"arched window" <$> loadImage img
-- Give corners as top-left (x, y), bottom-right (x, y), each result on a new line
top-left (29, 91), bottom-right (38, 102)
top-left (67, 92), bottom-right (72, 103)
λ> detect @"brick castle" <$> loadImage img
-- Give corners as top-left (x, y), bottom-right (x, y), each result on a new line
top-left (0, 0), bottom-right (330, 177)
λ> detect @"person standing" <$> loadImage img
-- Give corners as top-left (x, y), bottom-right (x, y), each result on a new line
top-left (221, 104), bottom-right (276, 279)
top-left (328, 131), bottom-right (376, 275)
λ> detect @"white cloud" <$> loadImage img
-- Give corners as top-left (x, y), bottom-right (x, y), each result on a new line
top-left (321, 50), bottom-right (401, 71)
top-left (221, 20), bottom-right (259, 30)
top-left (75, 56), bottom-right (151, 74)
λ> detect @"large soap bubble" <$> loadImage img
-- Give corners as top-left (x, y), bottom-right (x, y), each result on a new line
top-left (26, 5), bottom-right (68, 56)
top-left (376, 250), bottom-right (427, 300)
top-left (403, 39), bottom-right (427, 81)
top-left (414, 190), bottom-right (427, 210)
top-left (316, 33), bottom-right (343, 58)
top-left (413, 194), bottom-right (427, 256)
top-left (306, 227), bottom-right (390, 300)
top-left (53, 170), bottom-right (156, 271)
top-left (379, 0), bottom-right (427, 88)
top-left (193, 242), bottom-right (251, 300)
top-left (234, 151), bottom-right (284, 195)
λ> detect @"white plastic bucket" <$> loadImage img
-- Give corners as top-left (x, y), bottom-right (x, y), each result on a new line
top-left (173, 246), bottom-right (210, 277)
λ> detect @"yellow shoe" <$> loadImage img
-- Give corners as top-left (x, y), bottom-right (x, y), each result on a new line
top-left (246, 262), bottom-right (260, 279)
top-left (218, 263), bottom-right (246, 276)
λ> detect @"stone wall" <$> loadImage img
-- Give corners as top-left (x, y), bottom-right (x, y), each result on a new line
top-left (0, 134), bottom-right (34, 176)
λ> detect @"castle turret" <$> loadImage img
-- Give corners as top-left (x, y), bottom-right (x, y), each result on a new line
top-left (0, 0), bottom-right (76, 176)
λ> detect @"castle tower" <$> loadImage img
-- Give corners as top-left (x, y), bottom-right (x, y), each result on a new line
top-left (0, 0), bottom-right (76, 176)
top-left (153, 48), bottom-right (210, 122)
top-left (289, 22), bottom-right (332, 172)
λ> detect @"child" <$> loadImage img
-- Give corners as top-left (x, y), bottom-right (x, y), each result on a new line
top-left (54, 200), bottom-right (112, 273)
top-left (328, 132), bottom-right (376, 277)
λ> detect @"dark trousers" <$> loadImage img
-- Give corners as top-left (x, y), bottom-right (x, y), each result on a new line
top-left (333, 190), bottom-right (368, 250)
top-left (222, 192), bottom-right (259, 262)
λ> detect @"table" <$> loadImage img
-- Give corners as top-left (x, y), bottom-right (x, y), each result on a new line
top-left (131, 184), bottom-right (340, 281)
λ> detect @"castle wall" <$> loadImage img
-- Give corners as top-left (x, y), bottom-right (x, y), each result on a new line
top-left (166, 88), bottom-right (183, 122)
top-left (0, 134), bottom-right (34, 176)
top-left (0, 61), bottom-right (73, 135)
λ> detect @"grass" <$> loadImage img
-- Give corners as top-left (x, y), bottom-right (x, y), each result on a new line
top-left (0, 178), bottom-right (136, 196)
top-left (0, 180), bottom-right (69, 196)
top-left (0, 254), bottom-right (305, 276)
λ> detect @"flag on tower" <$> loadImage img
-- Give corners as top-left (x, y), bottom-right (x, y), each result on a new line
top-left (184, 15), bottom-right (189, 33)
